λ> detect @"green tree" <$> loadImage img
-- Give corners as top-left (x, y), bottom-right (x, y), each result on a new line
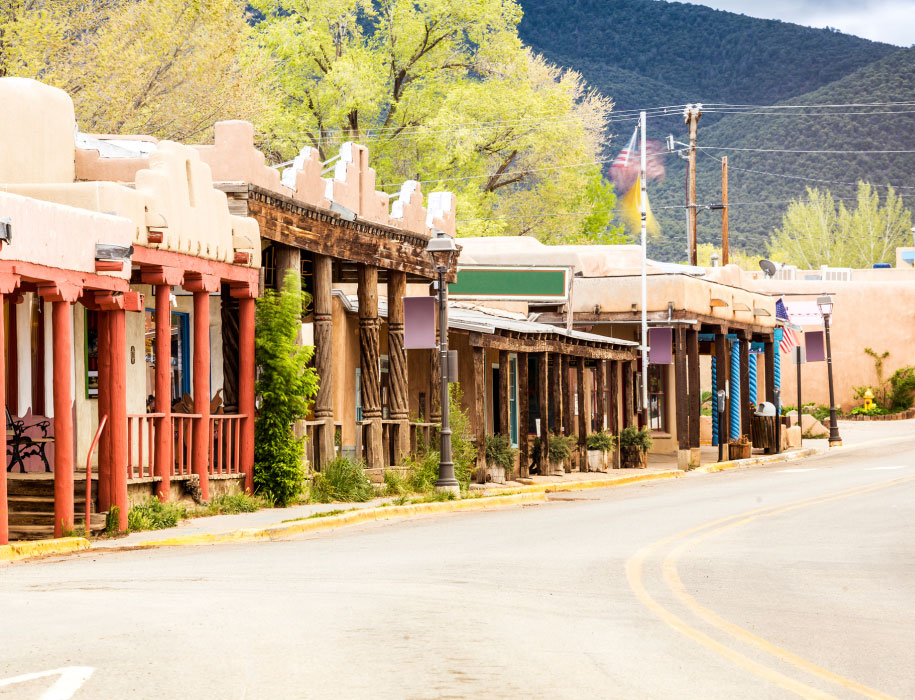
top-left (251, 0), bottom-right (621, 243)
top-left (767, 183), bottom-right (913, 268)
top-left (254, 269), bottom-right (319, 506)
top-left (1, 0), bottom-right (266, 140)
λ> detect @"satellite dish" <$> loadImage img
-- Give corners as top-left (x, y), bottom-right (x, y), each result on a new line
top-left (759, 259), bottom-right (777, 278)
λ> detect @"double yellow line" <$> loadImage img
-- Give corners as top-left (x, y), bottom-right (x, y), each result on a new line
top-left (626, 476), bottom-right (913, 699)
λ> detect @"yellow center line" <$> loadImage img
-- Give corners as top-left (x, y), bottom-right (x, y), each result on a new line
top-left (663, 477), bottom-right (912, 700)
top-left (626, 477), bottom-right (912, 699)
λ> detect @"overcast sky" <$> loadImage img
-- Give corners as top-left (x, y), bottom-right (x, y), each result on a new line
top-left (677, 0), bottom-right (915, 46)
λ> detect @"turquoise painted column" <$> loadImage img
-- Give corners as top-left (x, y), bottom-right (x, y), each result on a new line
top-left (748, 353), bottom-right (758, 406)
top-left (711, 356), bottom-right (718, 446)
top-left (729, 339), bottom-right (740, 441)
top-left (773, 328), bottom-right (783, 392)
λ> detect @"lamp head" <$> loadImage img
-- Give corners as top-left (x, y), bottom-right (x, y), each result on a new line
top-left (817, 294), bottom-right (834, 318)
top-left (426, 231), bottom-right (457, 269)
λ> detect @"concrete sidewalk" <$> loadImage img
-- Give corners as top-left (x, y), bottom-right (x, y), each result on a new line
top-left (74, 417), bottom-right (915, 553)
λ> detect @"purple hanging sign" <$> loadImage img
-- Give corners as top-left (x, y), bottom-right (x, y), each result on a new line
top-left (403, 296), bottom-right (437, 349)
top-left (805, 331), bottom-right (826, 362)
top-left (648, 327), bottom-right (673, 365)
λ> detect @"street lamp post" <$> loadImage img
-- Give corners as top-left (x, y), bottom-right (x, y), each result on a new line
top-left (817, 294), bottom-right (843, 447)
top-left (427, 232), bottom-right (460, 494)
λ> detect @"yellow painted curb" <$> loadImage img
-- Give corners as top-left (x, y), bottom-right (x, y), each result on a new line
top-left (0, 537), bottom-right (90, 563)
top-left (692, 447), bottom-right (824, 474)
top-left (106, 491), bottom-right (547, 549)
top-left (488, 470), bottom-right (686, 497)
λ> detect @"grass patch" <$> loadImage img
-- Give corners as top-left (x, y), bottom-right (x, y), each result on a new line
top-left (281, 508), bottom-right (354, 523)
top-left (194, 493), bottom-right (264, 517)
top-left (383, 469), bottom-right (411, 497)
top-left (127, 498), bottom-right (188, 532)
top-left (310, 456), bottom-right (376, 503)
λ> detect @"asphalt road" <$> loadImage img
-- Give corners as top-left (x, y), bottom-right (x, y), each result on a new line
top-left (2, 439), bottom-right (914, 700)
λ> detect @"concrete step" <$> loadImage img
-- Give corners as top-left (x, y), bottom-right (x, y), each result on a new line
top-left (8, 513), bottom-right (106, 541)
top-left (7, 495), bottom-right (93, 513)
top-left (8, 510), bottom-right (97, 526)
top-left (7, 478), bottom-right (97, 498)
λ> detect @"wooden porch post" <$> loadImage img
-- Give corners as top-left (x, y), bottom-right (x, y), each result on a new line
top-left (610, 360), bottom-right (621, 468)
top-left (687, 328), bottom-right (701, 463)
top-left (715, 330), bottom-right (729, 459)
top-left (387, 270), bottom-right (410, 464)
top-left (674, 326), bottom-right (690, 469)
top-left (518, 352), bottom-right (529, 478)
top-left (473, 345), bottom-right (486, 481)
top-left (235, 292), bottom-right (256, 493)
top-left (313, 254), bottom-right (335, 468)
top-left (498, 350), bottom-right (510, 437)
top-left (185, 273), bottom-right (219, 502)
top-left (109, 308), bottom-right (129, 530)
top-left (96, 309), bottom-right (111, 512)
top-left (549, 353), bottom-right (561, 435)
top-left (576, 357), bottom-right (587, 469)
top-left (764, 334), bottom-right (778, 454)
top-left (274, 243), bottom-right (301, 291)
top-left (52, 299), bottom-right (75, 536)
top-left (539, 352), bottom-right (549, 473)
top-left (596, 360), bottom-right (606, 432)
top-left (154, 284), bottom-right (172, 500)
top-left (357, 264), bottom-right (383, 469)
top-left (739, 331), bottom-right (751, 444)
top-left (0, 276), bottom-right (16, 544)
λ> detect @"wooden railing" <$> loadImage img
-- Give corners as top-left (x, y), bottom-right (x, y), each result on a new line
top-left (296, 420), bottom-right (343, 468)
top-left (127, 413), bottom-right (163, 479)
top-left (354, 420), bottom-right (439, 467)
top-left (209, 414), bottom-right (246, 475)
top-left (172, 414), bottom-right (200, 476)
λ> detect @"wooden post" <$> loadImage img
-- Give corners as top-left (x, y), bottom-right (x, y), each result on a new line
top-left (387, 270), bottom-right (410, 464)
top-left (154, 284), bottom-right (172, 500)
top-left (548, 353), bottom-right (561, 435)
top-left (473, 345), bottom-right (486, 481)
top-left (51, 300), bottom-right (76, 537)
top-left (192, 290), bottom-right (212, 501)
top-left (312, 254), bottom-right (335, 468)
top-left (739, 331), bottom-right (751, 443)
top-left (109, 309), bottom-right (128, 530)
top-left (715, 330), bottom-right (729, 459)
top-left (563, 355), bottom-right (573, 437)
top-left (539, 352), bottom-right (549, 473)
top-left (764, 335), bottom-right (778, 454)
top-left (498, 350), bottom-right (510, 437)
top-left (0, 291), bottom-right (6, 543)
top-left (518, 353), bottom-right (529, 478)
top-left (595, 360), bottom-right (606, 432)
top-left (674, 326), bottom-right (690, 469)
top-left (96, 309), bottom-right (111, 512)
top-left (610, 359), bottom-right (621, 468)
top-left (237, 295), bottom-right (256, 492)
top-left (687, 328), bottom-right (701, 461)
top-left (686, 105), bottom-right (701, 266)
top-left (357, 264), bottom-right (383, 469)
top-left (721, 156), bottom-right (729, 266)
top-left (274, 243), bottom-right (300, 291)
top-left (576, 358), bottom-right (587, 469)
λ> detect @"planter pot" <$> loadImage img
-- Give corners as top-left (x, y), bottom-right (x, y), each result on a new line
top-left (486, 463), bottom-right (506, 484)
top-left (620, 446), bottom-right (647, 469)
top-left (587, 449), bottom-right (608, 472)
top-left (728, 442), bottom-right (752, 460)
top-left (548, 458), bottom-right (566, 476)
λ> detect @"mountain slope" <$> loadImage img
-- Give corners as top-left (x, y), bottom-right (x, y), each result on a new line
top-left (647, 46), bottom-right (915, 261)
top-left (518, 0), bottom-right (896, 114)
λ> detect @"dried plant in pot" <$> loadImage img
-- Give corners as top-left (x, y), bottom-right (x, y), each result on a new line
top-left (728, 433), bottom-right (752, 460)
top-left (619, 427), bottom-right (653, 469)
top-left (585, 431), bottom-right (616, 472)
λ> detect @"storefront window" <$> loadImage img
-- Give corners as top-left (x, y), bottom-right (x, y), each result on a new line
top-left (145, 309), bottom-right (190, 410)
top-left (648, 364), bottom-right (667, 432)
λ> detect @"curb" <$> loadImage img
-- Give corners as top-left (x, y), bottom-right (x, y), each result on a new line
top-left (486, 470), bottom-right (686, 496)
top-left (0, 537), bottom-right (90, 563)
top-left (691, 447), bottom-right (825, 474)
top-left (93, 491), bottom-right (547, 550)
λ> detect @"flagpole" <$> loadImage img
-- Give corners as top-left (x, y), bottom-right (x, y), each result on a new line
top-left (639, 111), bottom-right (649, 421)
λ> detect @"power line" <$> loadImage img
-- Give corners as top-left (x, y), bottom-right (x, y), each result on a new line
top-left (700, 146), bottom-right (915, 154)
top-left (702, 109), bottom-right (915, 117)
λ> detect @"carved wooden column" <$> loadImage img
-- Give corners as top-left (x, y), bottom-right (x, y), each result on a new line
top-left (674, 326), bottom-right (690, 469)
top-left (715, 329), bottom-right (730, 459)
top-left (387, 270), bottom-right (410, 463)
top-left (596, 360), bottom-right (606, 432)
top-left (518, 353), bottom-right (529, 478)
top-left (576, 358), bottom-right (587, 469)
top-left (538, 352), bottom-right (549, 473)
top-left (313, 254), bottom-right (335, 468)
top-left (274, 243), bottom-right (300, 291)
top-left (548, 353), bottom-right (561, 434)
top-left (498, 350), bottom-right (510, 436)
top-left (473, 345), bottom-right (486, 481)
top-left (563, 355), bottom-right (573, 437)
top-left (739, 331), bottom-right (751, 444)
top-left (358, 264), bottom-right (383, 469)
top-left (687, 328), bottom-right (701, 462)
top-left (764, 334), bottom-right (778, 454)
top-left (610, 359), bottom-right (621, 468)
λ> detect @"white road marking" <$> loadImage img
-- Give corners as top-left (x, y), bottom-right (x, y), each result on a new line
top-left (779, 468), bottom-right (814, 473)
top-left (0, 667), bottom-right (94, 700)
top-left (867, 465), bottom-right (907, 471)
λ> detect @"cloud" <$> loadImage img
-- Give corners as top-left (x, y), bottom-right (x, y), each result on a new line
top-left (676, 0), bottom-right (915, 45)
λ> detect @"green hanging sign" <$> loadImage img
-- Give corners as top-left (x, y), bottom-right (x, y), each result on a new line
top-left (448, 266), bottom-right (571, 302)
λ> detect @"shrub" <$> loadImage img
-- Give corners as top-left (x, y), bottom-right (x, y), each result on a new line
top-left (127, 499), bottom-right (187, 531)
top-left (447, 383), bottom-right (476, 490)
top-left (619, 426), bottom-right (653, 453)
top-left (310, 456), bottom-right (375, 503)
top-left (850, 405), bottom-right (889, 416)
top-left (532, 433), bottom-right (575, 463)
top-left (485, 433), bottom-right (517, 478)
top-left (254, 269), bottom-right (319, 506)
top-left (888, 366), bottom-right (915, 411)
top-left (382, 469), bottom-right (411, 497)
top-left (586, 431), bottom-right (616, 452)
top-left (200, 493), bottom-right (263, 516)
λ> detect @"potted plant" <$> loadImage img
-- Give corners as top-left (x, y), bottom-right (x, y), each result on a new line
top-left (619, 426), bottom-right (652, 469)
top-left (586, 431), bottom-right (616, 472)
top-left (484, 433), bottom-right (517, 484)
top-left (547, 433), bottom-right (575, 474)
top-left (728, 434), bottom-right (752, 460)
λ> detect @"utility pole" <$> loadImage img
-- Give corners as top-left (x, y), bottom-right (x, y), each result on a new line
top-left (721, 155), bottom-right (729, 266)
top-left (639, 111), bottom-right (649, 422)
top-left (684, 104), bottom-right (701, 266)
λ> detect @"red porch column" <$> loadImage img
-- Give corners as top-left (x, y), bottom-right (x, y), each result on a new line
top-left (185, 273), bottom-right (220, 502)
top-left (0, 273), bottom-right (20, 545)
top-left (109, 308), bottom-right (129, 530)
top-left (232, 285), bottom-right (257, 494)
top-left (96, 310), bottom-right (111, 511)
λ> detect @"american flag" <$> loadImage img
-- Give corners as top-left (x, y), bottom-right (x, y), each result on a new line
top-left (775, 298), bottom-right (798, 353)
top-left (609, 127), bottom-right (667, 193)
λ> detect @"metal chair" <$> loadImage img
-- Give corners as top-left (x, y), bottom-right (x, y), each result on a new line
top-left (6, 407), bottom-right (52, 472)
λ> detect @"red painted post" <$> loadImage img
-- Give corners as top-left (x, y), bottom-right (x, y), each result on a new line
top-left (52, 300), bottom-right (75, 538)
top-left (237, 296), bottom-right (255, 494)
top-left (192, 290), bottom-right (211, 502)
top-left (154, 284), bottom-right (171, 500)
top-left (0, 290), bottom-right (7, 545)
top-left (109, 309), bottom-right (129, 531)
top-left (96, 311), bottom-right (111, 511)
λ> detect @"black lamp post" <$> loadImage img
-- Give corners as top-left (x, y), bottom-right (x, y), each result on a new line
top-left (817, 294), bottom-right (842, 447)
top-left (427, 231), bottom-right (460, 494)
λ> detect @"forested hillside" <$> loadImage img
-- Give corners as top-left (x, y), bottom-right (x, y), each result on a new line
top-left (518, 0), bottom-right (895, 113)
top-left (647, 47), bottom-right (915, 261)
